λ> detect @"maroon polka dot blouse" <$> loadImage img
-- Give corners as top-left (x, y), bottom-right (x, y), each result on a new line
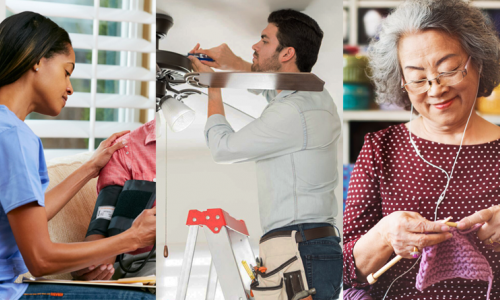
top-left (343, 123), bottom-right (500, 299)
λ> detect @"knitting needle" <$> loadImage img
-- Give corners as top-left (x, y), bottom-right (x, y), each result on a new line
top-left (367, 255), bottom-right (403, 284)
top-left (443, 216), bottom-right (457, 227)
top-left (445, 222), bottom-right (457, 227)
top-left (367, 217), bottom-right (455, 285)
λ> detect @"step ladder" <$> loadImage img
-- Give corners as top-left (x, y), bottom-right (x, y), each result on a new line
top-left (176, 208), bottom-right (256, 300)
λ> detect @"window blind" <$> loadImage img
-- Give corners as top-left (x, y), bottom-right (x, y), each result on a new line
top-left (4, 0), bottom-right (156, 160)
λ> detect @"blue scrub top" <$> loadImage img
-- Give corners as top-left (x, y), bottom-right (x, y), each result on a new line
top-left (0, 105), bottom-right (49, 300)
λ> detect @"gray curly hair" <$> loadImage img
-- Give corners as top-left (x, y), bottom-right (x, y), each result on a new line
top-left (368, 0), bottom-right (500, 110)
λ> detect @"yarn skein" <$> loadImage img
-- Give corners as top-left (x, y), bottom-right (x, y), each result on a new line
top-left (416, 224), bottom-right (493, 300)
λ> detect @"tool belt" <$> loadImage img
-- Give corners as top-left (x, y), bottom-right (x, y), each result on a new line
top-left (251, 226), bottom-right (336, 300)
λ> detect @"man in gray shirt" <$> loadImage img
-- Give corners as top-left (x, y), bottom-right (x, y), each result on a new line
top-left (188, 9), bottom-right (342, 299)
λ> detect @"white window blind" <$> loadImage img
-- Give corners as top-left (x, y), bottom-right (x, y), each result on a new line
top-left (4, 0), bottom-right (156, 160)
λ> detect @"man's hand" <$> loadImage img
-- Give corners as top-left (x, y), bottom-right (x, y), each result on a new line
top-left (87, 130), bottom-right (130, 177)
top-left (189, 43), bottom-right (251, 71)
top-left (458, 205), bottom-right (500, 251)
top-left (188, 53), bottom-right (214, 73)
top-left (71, 263), bottom-right (114, 281)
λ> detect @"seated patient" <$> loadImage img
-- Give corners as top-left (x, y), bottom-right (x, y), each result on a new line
top-left (72, 120), bottom-right (156, 280)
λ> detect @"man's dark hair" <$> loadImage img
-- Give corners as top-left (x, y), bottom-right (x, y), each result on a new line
top-left (268, 9), bottom-right (323, 72)
top-left (0, 11), bottom-right (72, 88)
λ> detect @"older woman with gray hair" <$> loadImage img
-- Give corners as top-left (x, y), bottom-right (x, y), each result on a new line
top-left (343, 0), bottom-right (500, 299)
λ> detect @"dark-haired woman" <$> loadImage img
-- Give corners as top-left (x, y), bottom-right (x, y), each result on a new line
top-left (0, 12), bottom-right (155, 300)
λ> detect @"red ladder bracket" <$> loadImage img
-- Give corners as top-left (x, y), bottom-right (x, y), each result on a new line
top-left (186, 208), bottom-right (249, 236)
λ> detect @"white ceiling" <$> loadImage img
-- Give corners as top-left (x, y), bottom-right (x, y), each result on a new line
top-left (158, 0), bottom-right (343, 151)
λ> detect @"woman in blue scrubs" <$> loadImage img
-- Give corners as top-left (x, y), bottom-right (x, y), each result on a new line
top-left (0, 12), bottom-right (156, 300)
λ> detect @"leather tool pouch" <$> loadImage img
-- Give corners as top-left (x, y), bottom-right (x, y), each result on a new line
top-left (251, 231), bottom-right (311, 300)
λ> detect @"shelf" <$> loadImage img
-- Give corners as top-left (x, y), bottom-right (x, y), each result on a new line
top-left (72, 64), bottom-right (155, 81)
top-left (344, 109), bottom-right (500, 124)
top-left (70, 33), bottom-right (155, 53)
top-left (6, 0), bottom-right (154, 24)
top-left (344, 0), bottom-right (500, 45)
top-left (471, 1), bottom-right (500, 9)
top-left (344, 110), bottom-right (408, 121)
top-left (481, 113), bottom-right (500, 124)
top-left (357, 1), bottom-right (401, 8)
top-left (25, 120), bottom-right (144, 138)
top-left (68, 93), bottom-right (154, 109)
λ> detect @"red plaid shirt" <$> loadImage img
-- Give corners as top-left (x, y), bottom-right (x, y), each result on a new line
top-left (97, 119), bottom-right (156, 254)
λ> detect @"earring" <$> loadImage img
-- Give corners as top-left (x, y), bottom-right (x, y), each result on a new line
top-left (35, 68), bottom-right (39, 72)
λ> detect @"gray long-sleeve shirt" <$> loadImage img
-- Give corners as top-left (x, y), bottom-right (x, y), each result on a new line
top-left (204, 89), bottom-right (341, 234)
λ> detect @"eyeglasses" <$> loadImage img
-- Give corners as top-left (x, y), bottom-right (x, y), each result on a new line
top-left (401, 56), bottom-right (471, 95)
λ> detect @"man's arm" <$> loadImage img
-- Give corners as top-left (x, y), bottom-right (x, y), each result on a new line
top-left (189, 48), bottom-right (305, 163)
top-left (207, 88), bottom-right (225, 118)
top-left (204, 100), bottom-right (304, 164)
top-left (188, 55), bottom-right (226, 119)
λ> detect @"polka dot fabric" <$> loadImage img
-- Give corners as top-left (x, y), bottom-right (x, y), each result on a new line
top-left (343, 124), bottom-right (500, 300)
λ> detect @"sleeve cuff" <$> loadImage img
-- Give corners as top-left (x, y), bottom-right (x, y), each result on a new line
top-left (344, 237), bottom-right (370, 288)
top-left (204, 114), bottom-right (232, 144)
top-left (4, 196), bottom-right (44, 214)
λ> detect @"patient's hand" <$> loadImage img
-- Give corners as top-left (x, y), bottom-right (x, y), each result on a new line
top-left (71, 263), bottom-right (114, 281)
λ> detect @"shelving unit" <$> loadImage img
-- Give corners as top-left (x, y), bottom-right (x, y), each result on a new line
top-left (344, 0), bottom-right (500, 46)
top-left (343, 110), bottom-right (500, 162)
top-left (342, 0), bottom-right (500, 163)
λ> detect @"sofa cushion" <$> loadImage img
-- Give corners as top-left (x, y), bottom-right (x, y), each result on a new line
top-left (47, 152), bottom-right (97, 245)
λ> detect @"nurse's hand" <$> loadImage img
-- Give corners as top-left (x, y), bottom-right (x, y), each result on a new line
top-left (71, 263), bottom-right (114, 281)
top-left (375, 211), bottom-right (453, 259)
top-left (129, 207), bottom-right (156, 249)
top-left (87, 130), bottom-right (130, 177)
top-left (458, 205), bottom-right (500, 251)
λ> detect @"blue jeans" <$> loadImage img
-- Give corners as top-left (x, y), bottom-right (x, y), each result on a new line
top-left (19, 283), bottom-right (155, 300)
top-left (263, 223), bottom-right (343, 300)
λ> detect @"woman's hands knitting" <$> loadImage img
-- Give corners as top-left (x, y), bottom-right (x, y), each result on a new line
top-left (458, 205), bottom-right (500, 251)
top-left (375, 211), bottom-right (453, 258)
